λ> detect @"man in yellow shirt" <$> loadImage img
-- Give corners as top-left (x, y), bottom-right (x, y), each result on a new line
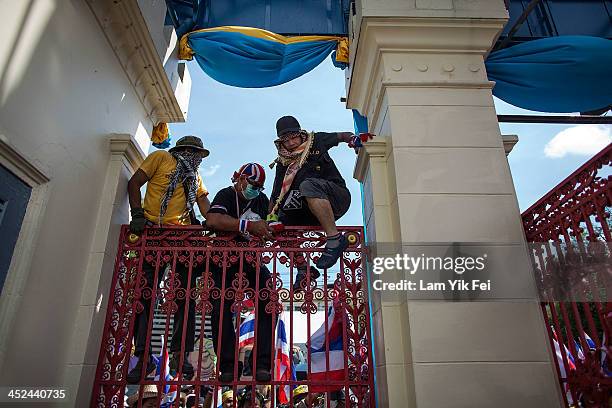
top-left (129, 136), bottom-right (210, 227)
top-left (126, 135), bottom-right (211, 383)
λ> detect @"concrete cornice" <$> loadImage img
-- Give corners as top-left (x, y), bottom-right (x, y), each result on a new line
top-left (353, 139), bottom-right (388, 182)
top-left (502, 134), bottom-right (519, 156)
top-left (110, 133), bottom-right (147, 172)
top-left (86, 0), bottom-right (185, 124)
top-left (0, 134), bottom-right (50, 187)
top-left (347, 16), bottom-right (507, 120)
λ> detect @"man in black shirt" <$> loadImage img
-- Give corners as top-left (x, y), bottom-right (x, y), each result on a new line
top-left (269, 116), bottom-right (362, 290)
top-left (205, 163), bottom-right (274, 383)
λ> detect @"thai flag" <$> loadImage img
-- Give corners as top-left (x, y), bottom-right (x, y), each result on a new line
top-left (551, 328), bottom-right (575, 365)
top-left (154, 335), bottom-right (177, 408)
top-left (584, 332), bottom-right (596, 350)
top-left (275, 311), bottom-right (295, 404)
top-left (574, 330), bottom-right (611, 377)
top-left (239, 311), bottom-right (256, 348)
top-left (215, 387), bottom-right (223, 408)
top-left (574, 332), bottom-right (597, 361)
top-left (308, 301), bottom-right (345, 392)
top-left (551, 329), bottom-right (576, 405)
top-left (574, 339), bottom-right (585, 361)
top-left (553, 336), bottom-right (576, 377)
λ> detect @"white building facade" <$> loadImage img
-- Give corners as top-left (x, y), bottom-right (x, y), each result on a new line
top-left (0, 1), bottom-right (190, 406)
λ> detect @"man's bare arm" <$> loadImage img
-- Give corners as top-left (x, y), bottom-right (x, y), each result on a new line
top-left (197, 194), bottom-right (211, 216)
top-left (128, 169), bottom-right (149, 209)
top-left (127, 169), bottom-right (150, 233)
top-left (205, 212), bottom-right (240, 232)
top-left (206, 212), bottom-right (273, 239)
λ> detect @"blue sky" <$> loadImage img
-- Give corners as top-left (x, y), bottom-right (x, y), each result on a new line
top-left (169, 60), bottom-right (611, 225)
top-left (496, 99), bottom-right (611, 211)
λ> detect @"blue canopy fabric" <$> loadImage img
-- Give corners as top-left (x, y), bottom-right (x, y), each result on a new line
top-left (180, 26), bottom-right (348, 88)
top-left (486, 36), bottom-right (612, 113)
top-left (353, 110), bottom-right (368, 134)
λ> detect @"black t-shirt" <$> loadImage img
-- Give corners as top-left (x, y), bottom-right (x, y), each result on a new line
top-left (207, 186), bottom-right (269, 222)
top-left (270, 132), bottom-right (345, 209)
top-left (206, 187), bottom-right (271, 269)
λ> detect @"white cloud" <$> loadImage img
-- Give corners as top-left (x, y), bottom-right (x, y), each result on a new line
top-left (544, 125), bottom-right (611, 158)
top-left (200, 163), bottom-right (220, 177)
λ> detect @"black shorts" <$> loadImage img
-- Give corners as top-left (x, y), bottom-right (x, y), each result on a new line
top-left (279, 178), bottom-right (351, 226)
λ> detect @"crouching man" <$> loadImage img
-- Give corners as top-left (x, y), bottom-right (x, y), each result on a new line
top-left (205, 163), bottom-right (275, 382)
top-left (269, 116), bottom-right (367, 290)
top-left (126, 135), bottom-right (211, 383)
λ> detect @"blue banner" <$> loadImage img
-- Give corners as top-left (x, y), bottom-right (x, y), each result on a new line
top-left (486, 36), bottom-right (612, 113)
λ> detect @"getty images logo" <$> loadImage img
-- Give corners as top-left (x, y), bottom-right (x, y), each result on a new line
top-left (372, 253), bottom-right (488, 275)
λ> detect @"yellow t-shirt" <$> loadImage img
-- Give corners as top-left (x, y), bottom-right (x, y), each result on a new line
top-left (139, 150), bottom-right (208, 225)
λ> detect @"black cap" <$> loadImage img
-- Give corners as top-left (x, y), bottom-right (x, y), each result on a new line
top-left (276, 116), bottom-right (301, 138)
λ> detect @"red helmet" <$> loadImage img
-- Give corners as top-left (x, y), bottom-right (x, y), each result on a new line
top-left (232, 162), bottom-right (266, 185)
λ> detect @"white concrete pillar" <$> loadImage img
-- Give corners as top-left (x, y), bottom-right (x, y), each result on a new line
top-left (62, 134), bottom-right (145, 407)
top-left (349, 1), bottom-right (563, 407)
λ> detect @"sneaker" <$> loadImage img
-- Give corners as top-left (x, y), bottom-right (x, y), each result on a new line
top-left (315, 234), bottom-right (349, 269)
top-left (293, 266), bottom-right (321, 292)
top-left (255, 369), bottom-right (271, 382)
top-left (127, 355), bottom-right (156, 384)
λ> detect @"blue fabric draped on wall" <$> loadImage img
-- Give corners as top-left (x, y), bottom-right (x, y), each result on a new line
top-left (486, 36), bottom-right (612, 113)
top-left (181, 27), bottom-right (348, 88)
top-left (192, 33), bottom-right (335, 87)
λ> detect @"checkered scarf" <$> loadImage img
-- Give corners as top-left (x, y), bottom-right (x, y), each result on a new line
top-left (158, 150), bottom-right (202, 224)
top-left (269, 131), bottom-right (313, 215)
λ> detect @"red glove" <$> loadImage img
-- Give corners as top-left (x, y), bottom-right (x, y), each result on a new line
top-left (269, 221), bottom-right (285, 233)
top-left (348, 133), bottom-right (376, 153)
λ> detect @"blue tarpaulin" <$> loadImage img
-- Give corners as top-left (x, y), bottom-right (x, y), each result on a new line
top-left (181, 27), bottom-right (347, 88)
top-left (486, 36), bottom-right (612, 113)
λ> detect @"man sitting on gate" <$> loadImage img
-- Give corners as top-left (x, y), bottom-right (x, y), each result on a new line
top-left (126, 135), bottom-right (211, 383)
top-left (205, 163), bottom-right (275, 383)
top-left (269, 116), bottom-right (371, 290)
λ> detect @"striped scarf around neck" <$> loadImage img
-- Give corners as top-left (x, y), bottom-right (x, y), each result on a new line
top-left (158, 150), bottom-right (202, 224)
top-left (270, 131), bottom-right (313, 215)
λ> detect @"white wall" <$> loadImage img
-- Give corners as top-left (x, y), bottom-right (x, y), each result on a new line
top-left (0, 0), bottom-right (152, 402)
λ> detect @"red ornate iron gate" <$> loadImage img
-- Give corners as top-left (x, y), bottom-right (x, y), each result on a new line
top-left (92, 225), bottom-right (374, 407)
top-left (522, 144), bottom-right (612, 407)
